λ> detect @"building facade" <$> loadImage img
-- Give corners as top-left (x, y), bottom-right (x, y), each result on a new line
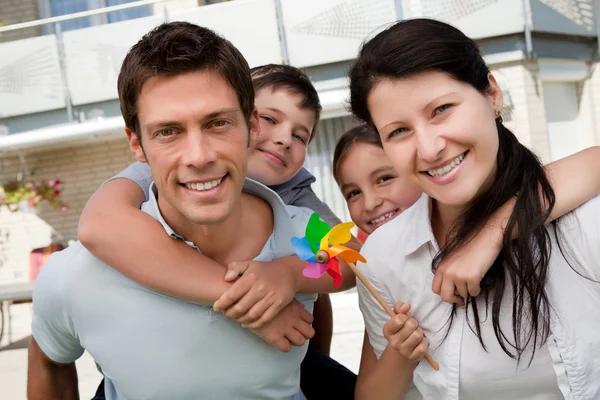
top-left (0, 0), bottom-right (599, 286)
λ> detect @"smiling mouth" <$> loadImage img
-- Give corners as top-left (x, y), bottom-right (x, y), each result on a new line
top-left (369, 209), bottom-right (398, 225)
top-left (181, 174), bottom-right (226, 192)
top-left (425, 151), bottom-right (467, 178)
top-left (259, 149), bottom-right (287, 166)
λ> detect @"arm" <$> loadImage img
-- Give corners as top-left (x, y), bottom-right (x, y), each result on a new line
top-left (434, 146), bottom-right (600, 302)
top-left (28, 338), bottom-right (78, 400)
top-left (78, 177), bottom-right (232, 304)
top-left (356, 331), bottom-right (417, 400)
top-left (309, 293), bottom-right (333, 355)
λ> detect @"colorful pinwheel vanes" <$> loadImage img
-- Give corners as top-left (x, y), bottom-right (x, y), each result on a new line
top-left (290, 213), bottom-right (366, 288)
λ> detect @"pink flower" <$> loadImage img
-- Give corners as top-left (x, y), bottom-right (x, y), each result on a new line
top-left (28, 198), bottom-right (36, 206)
top-left (61, 207), bottom-right (68, 212)
top-left (48, 180), bottom-right (56, 187)
top-left (54, 189), bottom-right (61, 196)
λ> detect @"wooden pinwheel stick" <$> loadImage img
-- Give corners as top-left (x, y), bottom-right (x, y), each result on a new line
top-left (345, 262), bottom-right (440, 371)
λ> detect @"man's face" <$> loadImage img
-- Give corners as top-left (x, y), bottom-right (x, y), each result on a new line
top-left (126, 70), bottom-right (259, 227)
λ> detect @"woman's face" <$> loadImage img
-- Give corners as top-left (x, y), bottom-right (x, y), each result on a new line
top-left (367, 71), bottom-right (503, 209)
top-left (337, 142), bottom-right (422, 235)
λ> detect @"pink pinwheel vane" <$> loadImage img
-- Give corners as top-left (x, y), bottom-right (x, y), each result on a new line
top-left (291, 213), bottom-right (366, 288)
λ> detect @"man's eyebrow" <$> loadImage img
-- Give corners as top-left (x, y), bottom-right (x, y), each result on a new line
top-left (202, 107), bottom-right (241, 120)
top-left (144, 108), bottom-right (241, 132)
top-left (144, 120), bottom-right (183, 132)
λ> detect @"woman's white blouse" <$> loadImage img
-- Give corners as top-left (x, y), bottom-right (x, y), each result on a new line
top-left (357, 194), bottom-right (600, 400)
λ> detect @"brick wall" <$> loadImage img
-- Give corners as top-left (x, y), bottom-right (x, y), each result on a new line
top-left (0, 137), bottom-right (136, 284)
top-left (0, 0), bottom-right (41, 43)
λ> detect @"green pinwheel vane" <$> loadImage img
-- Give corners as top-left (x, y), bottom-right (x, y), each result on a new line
top-left (290, 213), bottom-right (366, 288)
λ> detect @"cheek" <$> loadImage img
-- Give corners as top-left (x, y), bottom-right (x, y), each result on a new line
top-left (383, 143), bottom-right (412, 175)
top-left (347, 201), bottom-right (366, 228)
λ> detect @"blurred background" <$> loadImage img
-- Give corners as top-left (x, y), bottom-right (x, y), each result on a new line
top-left (1, 0), bottom-right (599, 397)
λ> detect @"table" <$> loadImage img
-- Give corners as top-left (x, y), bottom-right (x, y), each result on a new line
top-left (0, 281), bottom-right (34, 344)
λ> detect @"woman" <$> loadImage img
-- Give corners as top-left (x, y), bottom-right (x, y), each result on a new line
top-left (347, 19), bottom-right (600, 399)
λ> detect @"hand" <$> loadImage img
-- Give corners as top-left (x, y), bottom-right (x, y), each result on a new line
top-left (432, 223), bottom-right (503, 305)
top-left (249, 299), bottom-right (315, 352)
top-left (383, 302), bottom-right (429, 362)
top-left (213, 258), bottom-right (298, 328)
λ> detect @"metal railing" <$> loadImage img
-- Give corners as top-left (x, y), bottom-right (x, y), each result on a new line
top-left (0, 0), bottom-right (169, 34)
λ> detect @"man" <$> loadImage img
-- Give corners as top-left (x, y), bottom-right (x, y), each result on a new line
top-left (28, 22), bottom-right (317, 399)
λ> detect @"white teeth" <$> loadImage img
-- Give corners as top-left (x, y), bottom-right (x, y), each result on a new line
top-left (427, 153), bottom-right (465, 177)
top-left (185, 177), bottom-right (223, 192)
top-left (370, 210), bottom-right (397, 225)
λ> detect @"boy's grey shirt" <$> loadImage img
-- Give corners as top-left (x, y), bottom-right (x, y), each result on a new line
top-left (31, 179), bottom-right (317, 400)
top-left (113, 162), bottom-right (342, 227)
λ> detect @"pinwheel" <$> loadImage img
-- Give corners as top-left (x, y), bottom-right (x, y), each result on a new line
top-left (290, 213), bottom-right (366, 288)
top-left (290, 212), bottom-right (440, 371)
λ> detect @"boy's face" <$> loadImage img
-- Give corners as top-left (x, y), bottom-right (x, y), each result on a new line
top-left (247, 88), bottom-right (316, 186)
top-left (126, 70), bottom-right (259, 227)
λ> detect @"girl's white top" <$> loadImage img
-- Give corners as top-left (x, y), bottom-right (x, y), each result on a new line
top-left (357, 194), bottom-right (600, 400)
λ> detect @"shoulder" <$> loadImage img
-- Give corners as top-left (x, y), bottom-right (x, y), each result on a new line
top-left (34, 242), bottom-right (106, 298)
top-left (284, 205), bottom-right (314, 236)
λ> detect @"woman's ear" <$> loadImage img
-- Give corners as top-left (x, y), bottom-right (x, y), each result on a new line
top-left (486, 73), bottom-right (504, 113)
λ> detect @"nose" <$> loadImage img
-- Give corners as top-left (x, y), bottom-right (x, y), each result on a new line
top-left (181, 129), bottom-right (218, 168)
top-left (272, 125), bottom-right (292, 148)
top-left (415, 128), bottom-right (446, 163)
top-left (363, 189), bottom-right (383, 212)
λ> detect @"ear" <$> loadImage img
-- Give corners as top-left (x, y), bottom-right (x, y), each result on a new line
top-left (125, 128), bottom-right (148, 163)
top-left (485, 73), bottom-right (504, 113)
top-left (247, 107), bottom-right (260, 148)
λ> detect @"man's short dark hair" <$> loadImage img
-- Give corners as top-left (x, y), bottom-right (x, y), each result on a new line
top-left (250, 64), bottom-right (322, 141)
top-left (118, 21), bottom-right (254, 140)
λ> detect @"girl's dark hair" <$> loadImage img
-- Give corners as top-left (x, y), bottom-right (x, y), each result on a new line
top-left (349, 18), bottom-right (564, 362)
top-left (332, 124), bottom-right (382, 184)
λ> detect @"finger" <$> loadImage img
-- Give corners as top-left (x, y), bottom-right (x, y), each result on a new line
top-left (293, 317), bottom-right (316, 340)
top-left (273, 337), bottom-right (292, 353)
top-left (385, 313), bottom-right (409, 337)
top-left (213, 279), bottom-right (253, 311)
top-left (285, 328), bottom-right (308, 347)
top-left (223, 290), bottom-right (266, 320)
top-left (395, 318), bottom-right (419, 343)
top-left (467, 279), bottom-right (482, 297)
top-left (224, 261), bottom-right (252, 282)
top-left (296, 305), bottom-right (314, 325)
top-left (440, 276), bottom-right (463, 304)
top-left (455, 280), bottom-right (469, 299)
top-left (401, 328), bottom-right (425, 354)
top-left (237, 297), bottom-right (271, 325)
top-left (246, 302), bottom-right (283, 329)
top-left (394, 302), bottom-right (411, 315)
top-left (410, 337), bottom-right (429, 360)
top-left (432, 268), bottom-right (444, 295)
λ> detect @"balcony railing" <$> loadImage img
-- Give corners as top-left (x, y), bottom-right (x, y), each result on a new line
top-left (0, 0), bottom-right (597, 132)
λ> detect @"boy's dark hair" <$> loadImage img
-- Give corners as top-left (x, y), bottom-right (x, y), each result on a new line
top-left (118, 21), bottom-right (254, 141)
top-left (250, 64), bottom-right (322, 141)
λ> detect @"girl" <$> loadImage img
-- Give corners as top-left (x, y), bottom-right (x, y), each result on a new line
top-left (347, 18), bottom-right (600, 399)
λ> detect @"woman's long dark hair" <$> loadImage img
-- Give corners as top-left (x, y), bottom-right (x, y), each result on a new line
top-left (349, 18), bottom-right (560, 361)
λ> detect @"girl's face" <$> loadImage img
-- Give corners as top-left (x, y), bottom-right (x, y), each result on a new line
top-left (337, 142), bottom-right (422, 235)
top-left (367, 71), bottom-right (503, 210)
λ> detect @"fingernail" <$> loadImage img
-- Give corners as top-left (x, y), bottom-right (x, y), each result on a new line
top-left (225, 271), bottom-right (236, 279)
top-left (241, 324), bottom-right (247, 328)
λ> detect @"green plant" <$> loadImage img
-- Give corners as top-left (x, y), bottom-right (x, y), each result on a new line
top-left (0, 177), bottom-right (68, 212)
